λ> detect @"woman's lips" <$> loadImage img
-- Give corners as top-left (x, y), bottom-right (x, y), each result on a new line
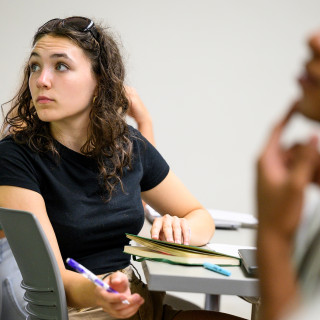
top-left (37, 96), bottom-right (54, 104)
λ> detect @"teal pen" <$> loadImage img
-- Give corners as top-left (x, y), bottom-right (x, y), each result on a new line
top-left (203, 262), bottom-right (231, 276)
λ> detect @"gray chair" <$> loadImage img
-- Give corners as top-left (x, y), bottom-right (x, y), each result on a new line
top-left (0, 207), bottom-right (68, 320)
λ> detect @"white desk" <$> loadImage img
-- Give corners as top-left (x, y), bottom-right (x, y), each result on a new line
top-left (141, 227), bottom-right (259, 315)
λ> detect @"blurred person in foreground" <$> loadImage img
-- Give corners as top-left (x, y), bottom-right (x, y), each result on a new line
top-left (257, 30), bottom-right (320, 320)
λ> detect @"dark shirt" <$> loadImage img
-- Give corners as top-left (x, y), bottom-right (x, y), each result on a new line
top-left (0, 127), bottom-right (169, 274)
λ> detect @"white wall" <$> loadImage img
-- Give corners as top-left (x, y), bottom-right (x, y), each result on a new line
top-left (1, 0), bottom-right (319, 215)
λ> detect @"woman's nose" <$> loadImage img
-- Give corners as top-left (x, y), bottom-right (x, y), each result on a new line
top-left (36, 68), bottom-right (52, 89)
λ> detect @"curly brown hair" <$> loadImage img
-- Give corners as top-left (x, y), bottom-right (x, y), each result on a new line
top-left (1, 17), bottom-right (133, 200)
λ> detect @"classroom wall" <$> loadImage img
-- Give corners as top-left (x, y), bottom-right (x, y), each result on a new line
top-left (1, 0), bottom-right (319, 215)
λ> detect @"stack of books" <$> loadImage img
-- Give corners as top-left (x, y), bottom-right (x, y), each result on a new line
top-left (124, 233), bottom-right (240, 266)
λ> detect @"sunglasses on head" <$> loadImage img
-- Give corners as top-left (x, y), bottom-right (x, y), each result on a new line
top-left (38, 16), bottom-right (99, 42)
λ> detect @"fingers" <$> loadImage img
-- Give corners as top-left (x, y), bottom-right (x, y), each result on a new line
top-left (108, 292), bottom-right (143, 312)
top-left (95, 286), bottom-right (127, 305)
top-left (124, 86), bottom-right (139, 110)
top-left (257, 104), bottom-right (298, 175)
top-left (151, 215), bottom-right (172, 242)
top-left (97, 287), bottom-right (143, 307)
top-left (179, 217), bottom-right (190, 245)
top-left (263, 104), bottom-right (297, 155)
top-left (150, 216), bottom-right (162, 240)
top-left (124, 86), bottom-right (135, 103)
top-left (124, 86), bottom-right (134, 116)
top-left (151, 214), bottom-right (190, 245)
top-left (308, 31), bottom-right (320, 57)
top-left (124, 86), bottom-right (151, 125)
top-left (124, 85), bottom-right (135, 97)
top-left (108, 271), bottom-right (130, 294)
top-left (162, 215), bottom-right (174, 242)
top-left (172, 216), bottom-right (182, 243)
top-left (97, 288), bottom-right (144, 318)
top-left (95, 272), bottom-right (144, 319)
top-left (288, 136), bottom-right (319, 189)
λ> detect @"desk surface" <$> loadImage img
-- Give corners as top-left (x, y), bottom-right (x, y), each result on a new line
top-left (142, 227), bottom-right (259, 297)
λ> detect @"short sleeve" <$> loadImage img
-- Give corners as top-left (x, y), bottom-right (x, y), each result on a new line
top-left (133, 130), bottom-right (170, 192)
top-left (0, 138), bottom-right (41, 193)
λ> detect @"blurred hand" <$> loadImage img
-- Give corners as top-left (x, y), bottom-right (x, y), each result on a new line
top-left (125, 86), bottom-right (155, 146)
top-left (151, 214), bottom-right (191, 245)
top-left (94, 271), bottom-right (144, 318)
top-left (296, 30), bottom-right (320, 121)
top-left (125, 86), bottom-right (152, 125)
top-left (257, 105), bottom-right (319, 242)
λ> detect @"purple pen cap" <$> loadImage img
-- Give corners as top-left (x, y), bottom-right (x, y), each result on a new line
top-left (66, 258), bottom-right (84, 272)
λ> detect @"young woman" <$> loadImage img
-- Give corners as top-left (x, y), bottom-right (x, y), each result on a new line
top-left (0, 17), bottom-right (244, 320)
top-left (0, 87), bottom-right (152, 320)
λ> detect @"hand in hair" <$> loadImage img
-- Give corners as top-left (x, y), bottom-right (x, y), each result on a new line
top-left (125, 86), bottom-right (155, 146)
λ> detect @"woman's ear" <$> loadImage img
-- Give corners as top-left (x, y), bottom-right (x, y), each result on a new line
top-left (94, 85), bottom-right (98, 97)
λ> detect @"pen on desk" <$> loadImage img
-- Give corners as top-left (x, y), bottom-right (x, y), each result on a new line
top-left (66, 258), bottom-right (130, 305)
top-left (203, 262), bottom-right (231, 276)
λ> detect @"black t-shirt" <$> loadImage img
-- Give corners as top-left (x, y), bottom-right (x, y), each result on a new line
top-left (0, 127), bottom-right (169, 274)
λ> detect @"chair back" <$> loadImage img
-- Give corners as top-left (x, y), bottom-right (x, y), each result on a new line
top-left (0, 207), bottom-right (68, 320)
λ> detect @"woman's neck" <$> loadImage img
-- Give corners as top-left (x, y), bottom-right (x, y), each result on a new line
top-left (50, 121), bottom-right (89, 153)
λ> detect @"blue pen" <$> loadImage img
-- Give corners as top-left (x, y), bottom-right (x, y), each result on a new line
top-left (66, 258), bottom-right (130, 305)
top-left (203, 262), bottom-right (231, 276)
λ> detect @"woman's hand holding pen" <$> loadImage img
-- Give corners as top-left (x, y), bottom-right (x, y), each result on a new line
top-left (151, 214), bottom-right (191, 245)
top-left (94, 272), bottom-right (144, 318)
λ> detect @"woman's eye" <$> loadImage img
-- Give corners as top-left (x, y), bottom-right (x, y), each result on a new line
top-left (56, 63), bottom-right (68, 71)
top-left (29, 63), bottom-right (40, 72)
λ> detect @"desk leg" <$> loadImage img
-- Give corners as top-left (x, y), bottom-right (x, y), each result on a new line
top-left (204, 294), bottom-right (220, 311)
top-left (251, 302), bottom-right (259, 320)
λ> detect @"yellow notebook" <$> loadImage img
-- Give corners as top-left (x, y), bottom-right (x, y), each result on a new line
top-left (124, 233), bottom-right (240, 266)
